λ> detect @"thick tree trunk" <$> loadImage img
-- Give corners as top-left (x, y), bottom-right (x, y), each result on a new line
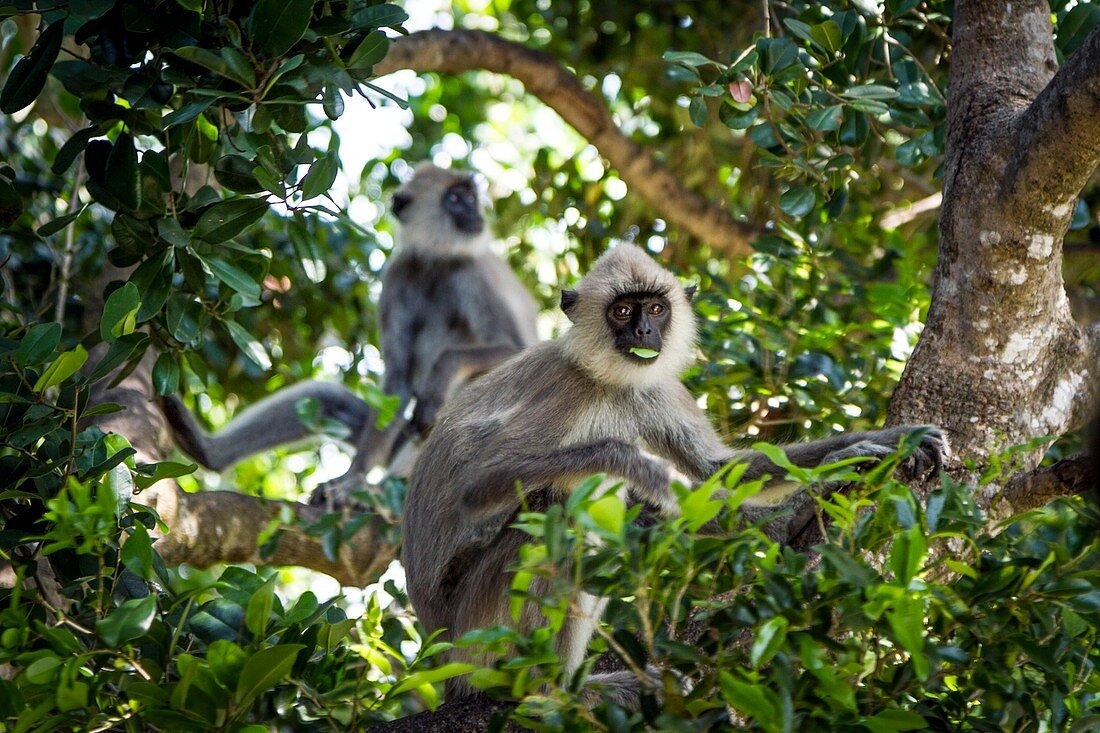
top-left (889, 2), bottom-right (1100, 510)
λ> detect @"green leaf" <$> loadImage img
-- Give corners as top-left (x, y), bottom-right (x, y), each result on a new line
top-left (17, 322), bottom-right (61, 365)
top-left (133, 460), bottom-right (197, 490)
top-left (779, 186), bottom-right (816, 217)
top-left (719, 671), bottom-right (782, 730)
top-left (1057, 4), bottom-right (1100, 56)
top-left (886, 594), bottom-right (928, 678)
top-left (24, 656), bottom-right (62, 684)
top-left (299, 153), bottom-right (339, 200)
top-left (0, 19), bottom-right (64, 114)
top-left (251, 0), bottom-right (314, 56)
top-left (809, 21), bottom-right (842, 55)
top-left (688, 96), bottom-right (708, 127)
top-left (347, 31), bottom-right (389, 70)
top-left (52, 126), bottom-right (99, 175)
top-left (100, 282), bottom-right (141, 342)
top-left (391, 663), bottom-right (476, 695)
top-left (86, 333), bottom-right (149, 383)
top-left (889, 526), bottom-right (927, 584)
top-left (224, 319), bottom-right (272, 370)
top-left (34, 345), bottom-right (88, 392)
top-left (214, 155), bottom-right (264, 194)
top-left (352, 3), bottom-right (409, 30)
top-left (163, 98), bottom-right (215, 128)
top-left (121, 521), bottom-right (154, 580)
top-left (662, 50), bottom-right (715, 67)
top-left (207, 640), bottom-right (248, 689)
top-left (166, 294), bottom-right (203, 344)
top-left (95, 596), bottom-right (156, 647)
top-left (152, 352), bottom-right (180, 396)
top-left (719, 102), bottom-right (758, 130)
top-left (844, 84), bottom-right (899, 100)
top-left (204, 257), bottom-right (262, 300)
top-left (194, 198), bottom-right (269, 243)
top-left (105, 133), bottom-right (141, 211)
top-left (750, 616), bottom-right (788, 668)
top-left (587, 494), bottom-right (625, 535)
top-left (245, 576), bottom-right (277, 637)
top-left (806, 105), bottom-right (844, 132)
top-left (235, 645), bottom-right (306, 707)
top-left (862, 709), bottom-right (929, 733)
top-left (36, 207), bottom-right (85, 237)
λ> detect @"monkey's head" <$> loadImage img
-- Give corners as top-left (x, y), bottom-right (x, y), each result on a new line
top-left (561, 244), bottom-right (697, 388)
top-left (391, 163), bottom-right (489, 255)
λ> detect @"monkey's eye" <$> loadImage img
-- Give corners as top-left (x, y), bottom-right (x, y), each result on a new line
top-left (648, 303), bottom-right (665, 316)
top-left (611, 304), bottom-right (632, 320)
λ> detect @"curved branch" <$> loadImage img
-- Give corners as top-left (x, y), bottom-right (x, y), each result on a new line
top-left (1003, 23), bottom-right (1100, 212)
top-left (154, 491), bottom-right (398, 587)
top-left (377, 29), bottom-right (757, 257)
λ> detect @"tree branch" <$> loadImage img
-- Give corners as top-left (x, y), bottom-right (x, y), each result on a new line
top-left (377, 29), bottom-right (758, 257)
top-left (1003, 24), bottom-right (1100, 213)
top-left (89, 357), bottom-right (398, 587)
top-left (879, 191), bottom-right (942, 230)
top-left (998, 452), bottom-right (1095, 511)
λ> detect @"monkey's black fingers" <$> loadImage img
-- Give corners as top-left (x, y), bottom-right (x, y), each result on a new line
top-left (309, 471), bottom-right (369, 511)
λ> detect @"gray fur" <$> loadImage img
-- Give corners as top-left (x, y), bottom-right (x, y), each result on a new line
top-left (402, 243), bottom-right (948, 704)
top-left (162, 164), bottom-right (539, 491)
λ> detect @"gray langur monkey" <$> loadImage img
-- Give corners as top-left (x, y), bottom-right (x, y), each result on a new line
top-left (402, 243), bottom-right (948, 706)
top-left (161, 163), bottom-right (539, 497)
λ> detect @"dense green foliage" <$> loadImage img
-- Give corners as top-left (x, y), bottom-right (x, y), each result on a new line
top-left (1, 0), bottom-right (1099, 730)
top-left (486, 449), bottom-right (1100, 731)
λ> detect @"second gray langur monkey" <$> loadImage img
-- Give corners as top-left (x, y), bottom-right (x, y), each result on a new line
top-left (402, 243), bottom-right (947, 706)
top-left (161, 164), bottom-right (539, 493)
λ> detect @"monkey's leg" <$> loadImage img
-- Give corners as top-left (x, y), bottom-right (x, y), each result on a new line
top-left (161, 381), bottom-right (368, 471)
top-left (309, 413), bottom-right (413, 507)
top-left (411, 343), bottom-right (524, 432)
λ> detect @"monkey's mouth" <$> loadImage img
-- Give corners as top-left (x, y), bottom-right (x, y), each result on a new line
top-left (627, 346), bottom-right (660, 360)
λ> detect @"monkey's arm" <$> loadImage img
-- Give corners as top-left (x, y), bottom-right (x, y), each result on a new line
top-left (161, 381), bottom-right (368, 471)
top-left (460, 438), bottom-right (679, 516)
top-left (737, 425), bottom-right (948, 489)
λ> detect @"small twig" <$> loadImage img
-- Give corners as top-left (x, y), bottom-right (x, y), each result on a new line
top-left (53, 157), bottom-right (85, 324)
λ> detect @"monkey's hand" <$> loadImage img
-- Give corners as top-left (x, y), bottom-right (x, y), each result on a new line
top-left (634, 450), bottom-right (692, 516)
top-left (411, 393), bottom-right (443, 435)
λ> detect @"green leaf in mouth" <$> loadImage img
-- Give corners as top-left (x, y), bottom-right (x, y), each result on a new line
top-left (629, 347), bottom-right (660, 359)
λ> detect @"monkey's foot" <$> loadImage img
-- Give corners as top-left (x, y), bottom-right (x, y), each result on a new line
top-left (582, 665), bottom-right (672, 710)
top-left (898, 426), bottom-right (950, 482)
top-left (821, 426), bottom-right (949, 484)
top-left (309, 470), bottom-right (370, 512)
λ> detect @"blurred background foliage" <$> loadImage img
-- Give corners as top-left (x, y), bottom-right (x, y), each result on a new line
top-left (1, 0), bottom-right (1099, 729)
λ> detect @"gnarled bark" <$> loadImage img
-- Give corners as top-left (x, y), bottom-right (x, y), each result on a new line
top-left (889, 3), bottom-right (1100, 484)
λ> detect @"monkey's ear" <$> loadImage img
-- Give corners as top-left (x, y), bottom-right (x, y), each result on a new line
top-left (560, 290), bottom-right (579, 322)
top-left (392, 193), bottom-right (412, 220)
top-left (684, 285), bottom-right (697, 302)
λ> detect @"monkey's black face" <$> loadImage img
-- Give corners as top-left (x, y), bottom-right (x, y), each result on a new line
top-left (606, 292), bottom-right (671, 363)
top-left (441, 180), bottom-right (484, 233)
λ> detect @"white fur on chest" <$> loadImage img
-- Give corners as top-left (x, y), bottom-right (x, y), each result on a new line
top-left (561, 398), bottom-right (644, 448)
